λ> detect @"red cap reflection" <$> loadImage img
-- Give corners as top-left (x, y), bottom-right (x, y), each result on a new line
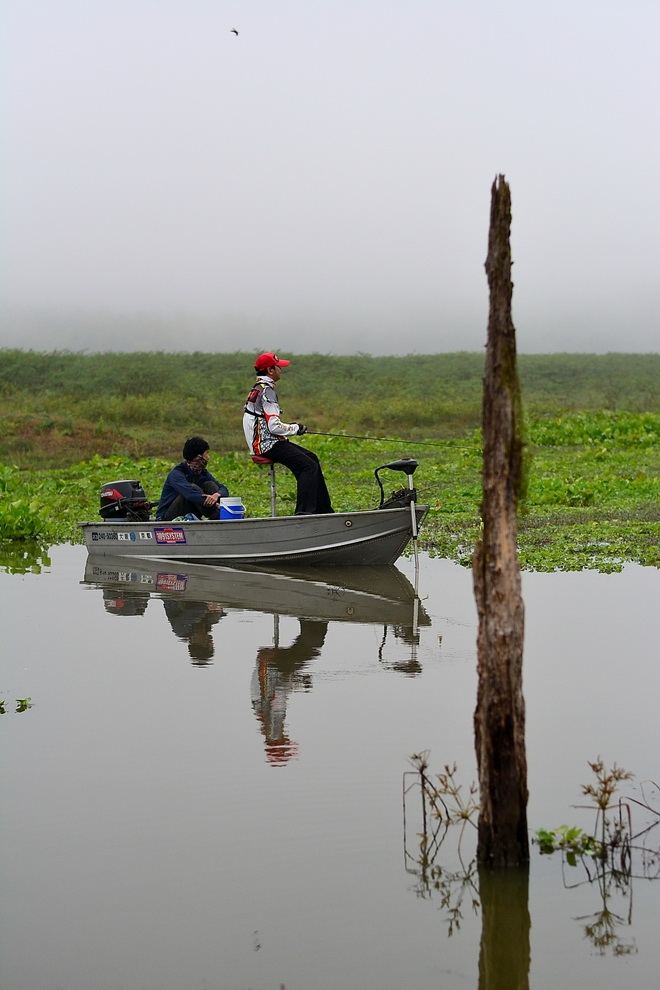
top-left (265, 740), bottom-right (299, 766)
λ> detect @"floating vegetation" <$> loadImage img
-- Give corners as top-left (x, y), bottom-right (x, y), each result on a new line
top-left (0, 696), bottom-right (33, 715)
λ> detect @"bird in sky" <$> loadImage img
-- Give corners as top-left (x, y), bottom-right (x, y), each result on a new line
top-left (230, 28), bottom-right (239, 36)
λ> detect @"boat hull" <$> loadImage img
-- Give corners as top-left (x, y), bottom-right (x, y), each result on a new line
top-left (79, 506), bottom-right (428, 567)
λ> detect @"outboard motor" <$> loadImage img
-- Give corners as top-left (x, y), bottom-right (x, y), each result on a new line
top-left (99, 480), bottom-right (151, 522)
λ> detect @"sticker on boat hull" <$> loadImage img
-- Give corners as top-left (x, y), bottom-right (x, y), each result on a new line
top-left (156, 573), bottom-right (188, 592)
top-left (154, 526), bottom-right (187, 545)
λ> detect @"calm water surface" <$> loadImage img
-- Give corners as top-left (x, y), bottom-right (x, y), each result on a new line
top-left (1, 546), bottom-right (658, 990)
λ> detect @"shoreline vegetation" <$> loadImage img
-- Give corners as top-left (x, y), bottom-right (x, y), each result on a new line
top-left (0, 350), bottom-right (658, 573)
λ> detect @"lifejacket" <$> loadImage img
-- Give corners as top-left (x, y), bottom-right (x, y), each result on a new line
top-left (244, 381), bottom-right (274, 455)
top-left (244, 381), bottom-right (269, 417)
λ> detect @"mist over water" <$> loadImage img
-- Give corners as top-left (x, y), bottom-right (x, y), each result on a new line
top-left (2, 1), bottom-right (659, 355)
top-left (2, 302), bottom-right (656, 356)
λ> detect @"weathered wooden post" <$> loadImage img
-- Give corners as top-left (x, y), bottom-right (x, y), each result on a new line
top-left (473, 175), bottom-right (529, 867)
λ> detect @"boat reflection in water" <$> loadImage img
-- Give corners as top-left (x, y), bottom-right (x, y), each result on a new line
top-left (83, 556), bottom-right (431, 762)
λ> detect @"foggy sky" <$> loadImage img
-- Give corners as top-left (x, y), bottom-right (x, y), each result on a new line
top-left (2, 0), bottom-right (659, 354)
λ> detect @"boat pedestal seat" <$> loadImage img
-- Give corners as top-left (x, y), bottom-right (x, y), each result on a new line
top-left (251, 455), bottom-right (278, 517)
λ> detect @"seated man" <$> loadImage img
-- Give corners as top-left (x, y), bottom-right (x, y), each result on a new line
top-left (243, 352), bottom-right (333, 515)
top-left (156, 436), bottom-right (229, 521)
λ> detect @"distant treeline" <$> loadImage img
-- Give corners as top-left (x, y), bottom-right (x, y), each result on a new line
top-left (1, 350), bottom-right (658, 466)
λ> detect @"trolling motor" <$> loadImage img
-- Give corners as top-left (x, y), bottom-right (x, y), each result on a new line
top-left (375, 458), bottom-right (420, 573)
top-left (374, 458), bottom-right (418, 509)
top-left (99, 480), bottom-right (153, 522)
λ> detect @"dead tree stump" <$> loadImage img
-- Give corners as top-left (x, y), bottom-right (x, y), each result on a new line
top-left (473, 175), bottom-right (529, 867)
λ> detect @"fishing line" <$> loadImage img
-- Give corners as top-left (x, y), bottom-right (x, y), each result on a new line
top-left (307, 430), bottom-right (480, 451)
top-left (412, 480), bottom-right (452, 494)
top-left (344, 478), bottom-right (447, 497)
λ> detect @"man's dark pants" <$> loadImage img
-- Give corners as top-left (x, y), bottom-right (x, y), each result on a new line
top-left (161, 480), bottom-right (223, 520)
top-left (267, 441), bottom-right (333, 515)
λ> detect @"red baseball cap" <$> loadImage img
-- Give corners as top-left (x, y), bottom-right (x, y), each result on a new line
top-left (254, 352), bottom-right (291, 373)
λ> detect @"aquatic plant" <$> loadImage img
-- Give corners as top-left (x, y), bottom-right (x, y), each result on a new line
top-left (534, 758), bottom-right (635, 862)
top-left (0, 495), bottom-right (46, 540)
top-left (403, 753), bottom-right (480, 931)
top-left (406, 754), bottom-right (659, 955)
top-left (535, 825), bottom-right (603, 865)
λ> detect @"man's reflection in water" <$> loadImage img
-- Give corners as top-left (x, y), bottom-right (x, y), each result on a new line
top-left (162, 600), bottom-right (226, 666)
top-left (100, 583), bottom-right (225, 666)
top-left (251, 619), bottom-right (328, 766)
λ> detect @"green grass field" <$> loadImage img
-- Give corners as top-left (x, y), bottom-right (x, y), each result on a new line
top-left (1, 351), bottom-right (658, 573)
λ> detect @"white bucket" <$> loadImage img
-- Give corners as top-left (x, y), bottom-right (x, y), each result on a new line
top-left (219, 496), bottom-right (245, 520)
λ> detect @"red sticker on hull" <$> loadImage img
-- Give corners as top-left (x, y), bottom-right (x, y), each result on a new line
top-left (154, 527), bottom-right (187, 545)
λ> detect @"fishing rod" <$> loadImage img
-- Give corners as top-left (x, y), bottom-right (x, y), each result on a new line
top-left (306, 430), bottom-right (478, 450)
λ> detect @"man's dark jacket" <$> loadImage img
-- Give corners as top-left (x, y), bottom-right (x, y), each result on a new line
top-left (156, 462), bottom-right (228, 520)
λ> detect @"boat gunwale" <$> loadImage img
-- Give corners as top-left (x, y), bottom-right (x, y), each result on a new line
top-left (78, 505), bottom-right (430, 528)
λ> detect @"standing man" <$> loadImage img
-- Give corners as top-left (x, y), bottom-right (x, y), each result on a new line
top-left (243, 352), bottom-right (333, 515)
top-left (156, 436), bottom-right (229, 520)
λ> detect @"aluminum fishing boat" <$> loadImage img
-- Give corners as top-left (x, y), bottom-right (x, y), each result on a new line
top-left (80, 458), bottom-right (428, 567)
top-left (80, 505), bottom-right (427, 567)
